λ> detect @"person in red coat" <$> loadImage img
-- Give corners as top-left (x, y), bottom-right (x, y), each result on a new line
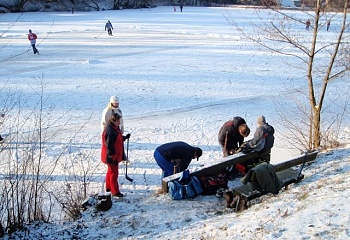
top-left (101, 112), bottom-right (130, 197)
top-left (27, 29), bottom-right (39, 54)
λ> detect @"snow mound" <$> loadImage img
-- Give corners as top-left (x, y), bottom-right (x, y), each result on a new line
top-left (87, 59), bottom-right (104, 64)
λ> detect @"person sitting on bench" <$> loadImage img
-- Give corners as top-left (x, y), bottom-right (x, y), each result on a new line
top-left (240, 115), bottom-right (275, 172)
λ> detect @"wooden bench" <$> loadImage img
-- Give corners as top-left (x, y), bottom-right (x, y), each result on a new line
top-left (162, 151), bottom-right (318, 193)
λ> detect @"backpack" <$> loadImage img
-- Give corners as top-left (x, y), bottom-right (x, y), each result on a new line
top-left (199, 174), bottom-right (228, 195)
top-left (168, 170), bottom-right (203, 200)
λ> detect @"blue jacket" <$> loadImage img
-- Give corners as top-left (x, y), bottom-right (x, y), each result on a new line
top-left (155, 141), bottom-right (196, 171)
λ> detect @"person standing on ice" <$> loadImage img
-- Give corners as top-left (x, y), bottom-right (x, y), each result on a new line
top-left (326, 19), bottom-right (331, 31)
top-left (154, 141), bottom-right (202, 178)
top-left (105, 20), bottom-right (113, 36)
top-left (305, 19), bottom-right (311, 30)
top-left (218, 116), bottom-right (250, 157)
top-left (101, 96), bottom-right (124, 133)
top-left (101, 112), bottom-right (130, 197)
top-left (27, 29), bottom-right (39, 54)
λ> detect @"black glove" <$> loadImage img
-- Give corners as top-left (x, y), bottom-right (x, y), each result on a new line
top-left (106, 156), bottom-right (113, 164)
top-left (123, 133), bottom-right (131, 140)
top-left (242, 144), bottom-right (252, 154)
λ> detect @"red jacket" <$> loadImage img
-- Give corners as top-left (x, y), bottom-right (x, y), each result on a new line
top-left (101, 121), bottom-right (124, 164)
top-left (28, 33), bottom-right (37, 41)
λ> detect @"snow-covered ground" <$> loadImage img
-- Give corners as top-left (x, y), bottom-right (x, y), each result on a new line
top-left (0, 6), bottom-right (349, 239)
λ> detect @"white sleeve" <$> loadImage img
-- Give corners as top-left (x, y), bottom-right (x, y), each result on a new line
top-left (101, 108), bottom-right (109, 131)
top-left (120, 117), bottom-right (124, 134)
top-left (117, 108), bottom-right (124, 133)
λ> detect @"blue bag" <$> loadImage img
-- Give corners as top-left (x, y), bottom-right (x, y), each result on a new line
top-left (168, 170), bottom-right (203, 200)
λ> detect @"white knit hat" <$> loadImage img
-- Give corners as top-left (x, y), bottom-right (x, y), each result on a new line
top-left (257, 115), bottom-right (266, 125)
top-left (110, 96), bottom-right (119, 104)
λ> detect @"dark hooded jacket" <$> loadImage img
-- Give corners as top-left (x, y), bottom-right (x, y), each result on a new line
top-left (155, 141), bottom-right (196, 172)
top-left (218, 116), bottom-right (246, 152)
top-left (241, 162), bottom-right (281, 195)
top-left (247, 122), bottom-right (274, 153)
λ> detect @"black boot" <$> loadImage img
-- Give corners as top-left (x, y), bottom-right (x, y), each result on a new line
top-left (225, 190), bottom-right (234, 208)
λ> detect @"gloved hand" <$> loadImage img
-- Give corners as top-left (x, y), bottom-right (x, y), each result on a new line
top-left (242, 144), bottom-right (252, 154)
top-left (107, 156), bottom-right (113, 164)
top-left (123, 133), bottom-right (131, 140)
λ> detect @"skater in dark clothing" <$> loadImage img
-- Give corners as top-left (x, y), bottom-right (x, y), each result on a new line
top-left (180, 4), bottom-right (183, 12)
top-left (0, 113), bottom-right (3, 143)
top-left (27, 29), bottom-right (39, 54)
top-left (327, 20), bottom-right (331, 31)
top-left (105, 20), bottom-right (113, 36)
top-left (305, 19), bottom-right (311, 30)
top-left (154, 141), bottom-right (202, 178)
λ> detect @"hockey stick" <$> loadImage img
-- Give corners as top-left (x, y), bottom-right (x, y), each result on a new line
top-left (125, 138), bottom-right (133, 182)
top-left (94, 31), bottom-right (104, 39)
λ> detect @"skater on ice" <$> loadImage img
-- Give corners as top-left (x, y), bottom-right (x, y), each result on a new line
top-left (28, 29), bottom-right (39, 54)
top-left (105, 20), bottom-right (113, 36)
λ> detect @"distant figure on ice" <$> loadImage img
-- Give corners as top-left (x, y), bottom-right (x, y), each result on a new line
top-left (154, 141), bottom-right (202, 178)
top-left (180, 4), bottom-right (183, 12)
top-left (327, 20), bottom-right (331, 31)
top-left (27, 29), bottom-right (39, 55)
top-left (0, 112), bottom-right (4, 143)
top-left (71, 7), bottom-right (74, 14)
top-left (173, 6), bottom-right (176, 12)
top-left (105, 20), bottom-right (113, 36)
top-left (305, 19), bottom-right (311, 30)
top-left (101, 96), bottom-right (124, 133)
top-left (218, 116), bottom-right (250, 157)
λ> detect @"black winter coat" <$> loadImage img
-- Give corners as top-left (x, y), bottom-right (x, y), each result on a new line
top-left (218, 116), bottom-right (246, 152)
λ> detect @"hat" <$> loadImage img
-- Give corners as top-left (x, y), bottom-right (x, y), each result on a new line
top-left (195, 147), bottom-right (202, 161)
top-left (110, 96), bottom-right (119, 104)
top-left (257, 115), bottom-right (266, 125)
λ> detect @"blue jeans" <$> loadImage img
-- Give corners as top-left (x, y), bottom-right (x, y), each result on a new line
top-left (154, 150), bottom-right (174, 178)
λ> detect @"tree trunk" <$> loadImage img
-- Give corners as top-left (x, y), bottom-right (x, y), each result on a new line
top-left (312, 107), bottom-right (321, 149)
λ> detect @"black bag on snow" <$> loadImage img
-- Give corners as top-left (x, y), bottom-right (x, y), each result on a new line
top-left (199, 174), bottom-right (228, 195)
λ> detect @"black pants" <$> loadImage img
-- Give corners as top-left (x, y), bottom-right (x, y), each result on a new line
top-left (108, 29), bottom-right (112, 36)
top-left (31, 44), bottom-right (39, 54)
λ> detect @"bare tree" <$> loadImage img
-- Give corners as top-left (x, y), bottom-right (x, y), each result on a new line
top-left (226, 0), bottom-right (350, 151)
top-left (0, 78), bottom-right (96, 234)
